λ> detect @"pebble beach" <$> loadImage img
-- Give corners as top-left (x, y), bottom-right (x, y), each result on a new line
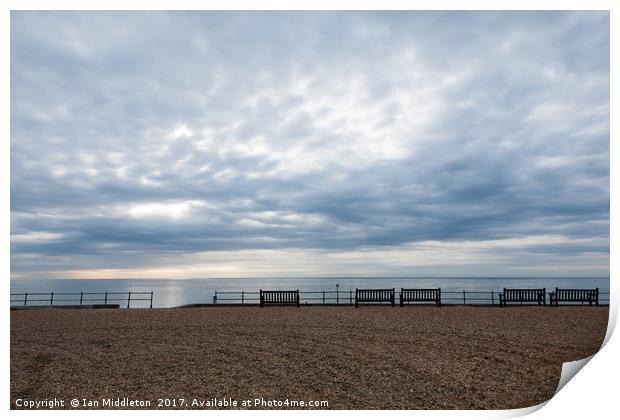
top-left (10, 305), bottom-right (608, 409)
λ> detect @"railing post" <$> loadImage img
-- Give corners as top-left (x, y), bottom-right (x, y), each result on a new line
top-left (491, 291), bottom-right (494, 305)
top-left (463, 290), bottom-right (466, 304)
top-left (213, 291), bottom-right (217, 304)
top-left (150, 291), bottom-right (153, 309)
top-left (80, 292), bottom-right (83, 305)
top-left (322, 291), bottom-right (325, 304)
top-left (24, 293), bottom-right (28, 306)
top-left (127, 291), bottom-right (131, 309)
top-left (50, 292), bottom-right (54, 306)
top-left (104, 291), bottom-right (108, 304)
top-left (241, 291), bottom-right (244, 305)
top-left (349, 290), bottom-right (352, 304)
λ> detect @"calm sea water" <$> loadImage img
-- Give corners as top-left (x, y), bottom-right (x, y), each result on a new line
top-left (10, 277), bottom-right (610, 308)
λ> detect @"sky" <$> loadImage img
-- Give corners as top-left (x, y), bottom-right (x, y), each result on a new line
top-left (10, 11), bottom-right (610, 279)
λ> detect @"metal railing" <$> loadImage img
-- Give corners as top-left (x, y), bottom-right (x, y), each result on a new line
top-left (9, 289), bottom-right (609, 308)
top-left (213, 290), bottom-right (610, 305)
top-left (10, 291), bottom-right (154, 308)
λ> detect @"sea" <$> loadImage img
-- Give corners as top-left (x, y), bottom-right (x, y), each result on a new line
top-left (10, 277), bottom-right (610, 308)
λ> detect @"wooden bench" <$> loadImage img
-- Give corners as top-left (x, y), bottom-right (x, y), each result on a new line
top-left (498, 288), bottom-right (546, 307)
top-left (400, 288), bottom-right (441, 307)
top-left (259, 289), bottom-right (300, 307)
top-left (549, 288), bottom-right (599, 306)
top-left (355, 288), bottom-right (395, 308)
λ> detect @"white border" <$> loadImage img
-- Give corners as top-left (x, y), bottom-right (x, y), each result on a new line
top-left (3, 1), bottom-right (616, 419)
top-left (1, 0), bottom-right (617, 11)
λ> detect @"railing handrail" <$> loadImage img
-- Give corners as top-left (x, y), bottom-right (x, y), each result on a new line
top-left (10, 291), bottom-right (153, 296)
top-left (11, 288), bottom-right (609, 307)
top-left (10, 291), bottom-right (154, 309)
top-left (212, 288), bottom-right (610, 306)
top-left (211, 289), bottom-right (610, 294)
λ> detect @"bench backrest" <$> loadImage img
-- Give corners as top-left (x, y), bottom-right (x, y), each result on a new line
top-left (503, 288), bottom-right (545, 301)
top-left (356, 288), bottom-right (394, 302)
top-left (260, 290), bottom-right (299, 304)
top-left (401, 288), bottom-right (441, 301)
top-left (555, 288), bottom-right (598, 301)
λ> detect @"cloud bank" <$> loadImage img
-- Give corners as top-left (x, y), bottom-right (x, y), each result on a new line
top-left (11, 11), bottom-right (609, 278)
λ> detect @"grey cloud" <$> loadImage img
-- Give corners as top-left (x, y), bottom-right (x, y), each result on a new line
top-left (10, 11), bottom-right (609, 277)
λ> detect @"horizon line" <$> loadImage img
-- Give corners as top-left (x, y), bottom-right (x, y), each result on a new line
top-left (10, 275), bottom-right (611, 281)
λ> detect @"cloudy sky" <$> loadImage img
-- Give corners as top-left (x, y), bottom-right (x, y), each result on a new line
top-left (10, 11), bottom-right (609, 279)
